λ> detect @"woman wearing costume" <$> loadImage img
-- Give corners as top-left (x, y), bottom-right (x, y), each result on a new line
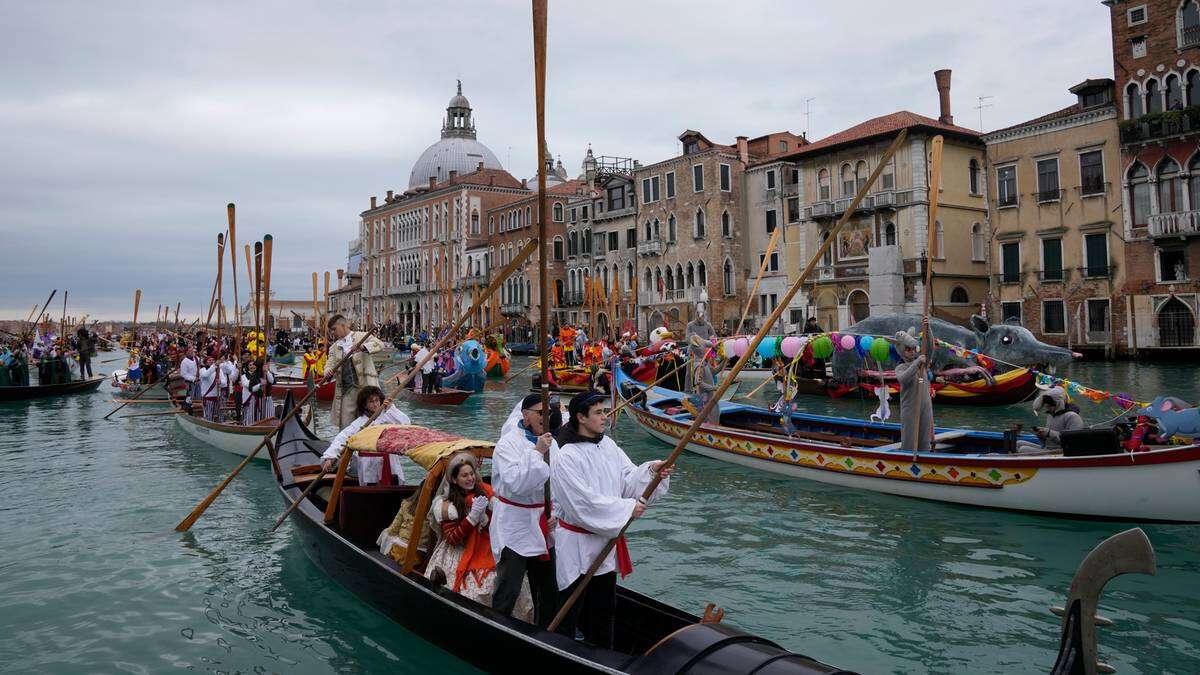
top-left (894, 327), bottom-right (933, 453)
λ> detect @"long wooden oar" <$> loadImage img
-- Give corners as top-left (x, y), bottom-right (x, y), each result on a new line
top-left (532, 0), bottom-right (555, 518)
top-left (917, 135), bottom-right (944, 461)
top-left (103, 376), bottom-right (168, 420)
top-left (21, 290), bottom-right (57, 343)
top-left (174, 329), bottom-right (376, 533)
top-left (227, 204), bottom-right (241, 345)
top-left (547, 128), bottom-right (910, 632)
top-left (271, 237), bottom-right (543, 532)
top-left (262, 234), bottom-right (274, 333)
top-left (735, 224), bottom-right (784, 337)
top-left (503, 356), bottom-right (540, 384)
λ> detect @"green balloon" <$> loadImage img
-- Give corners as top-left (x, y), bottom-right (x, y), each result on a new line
top-left (869, 337), bottom-right (891, 362)
top-left (812, 335), bottom-right (834, 359)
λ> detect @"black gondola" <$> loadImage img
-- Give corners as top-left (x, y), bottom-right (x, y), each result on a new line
top-left (267, 392), bottom-right (1152, 674)
top-left (0, 375), bottom-right (105, 402)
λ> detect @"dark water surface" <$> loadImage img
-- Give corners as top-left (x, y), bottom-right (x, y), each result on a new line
top-left (1, 356), bottom-right (1198, 674)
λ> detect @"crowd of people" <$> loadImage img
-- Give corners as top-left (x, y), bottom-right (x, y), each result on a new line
top-left (0, 324), bottom-right (109, 387)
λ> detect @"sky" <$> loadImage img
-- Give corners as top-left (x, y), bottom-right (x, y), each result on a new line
top-left (0, 0), bottom-right (1113, 320)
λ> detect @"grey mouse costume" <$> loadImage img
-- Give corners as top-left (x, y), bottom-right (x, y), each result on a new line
top-left (893, 329), bottom-right (933, 452)
top-left (1015, 386), bottom-right (1084, 453)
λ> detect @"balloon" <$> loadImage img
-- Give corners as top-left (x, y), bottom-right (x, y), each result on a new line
top-left (733, 337), bottom-right (749, 357)
top-left (840, 334), bottom-right (856, 352)
top-left (756, 337), bottom-right (778, 359)
top-left (780, 336), bottom-right (803, 359)
top-left (811, 335), bottom-right (834, 359)
top-left (869, 337), bottom-right (891, 362)
top-left (858, 335), bottom-right (874, 357)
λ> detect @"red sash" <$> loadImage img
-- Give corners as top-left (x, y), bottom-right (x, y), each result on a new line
top-left (558, 520), bottom-right (633, 578)
top-left (495, 494), bottom-right (552, 560)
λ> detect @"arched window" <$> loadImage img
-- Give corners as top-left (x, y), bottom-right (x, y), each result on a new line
top-left (1168, 73), bottom-right (1184, 109)
top-left (644, 268), bottom-right (653, 295)
top-left (855, 160), bottom-right (869, 192)
top-left (722, 258), bottom-right (734, 295)
top-left (818, 168), bottom-right (831, 200)
top-left (950, 286), bottom-right (969, 304)
top-left (654, 218), bottom-right (661, 238)
top-left (553, 235), bottom-right (564, 261)
top-left (1126, 82), bottom-right (1143, 119)
top-left (884, 222), bottom-right (897, 246)
top-left (694, 208), bottom-right (706, 238)
top-left (525, 206), bottom-right (531, 228)
top-left (934, 221), bottom-right (944, 258)
top-left (971, 223), bottom-right (986, 261)
top-left (675, 264), bottom-right (684, 290)
top-left (644, 220), bottom-right (652, 241)
top-left (1190, 155), bottom-right (1200, 210)
top-left (698, 261), bottom-right (707, 286)
top-left (665, 265), bottom-right (674, 291)
top-left (667, 215), bottom-right (676, 243)
top-left (968, 159), bottom-right (981, 195)
top-left (655, 267), bottom-right (664, 295)
top-left (626, 262), bottom-right (634, 288)
top-left (821, 231), bottom-right (832, 266)
top-left (686, 262), bottom-right (695, 288)
top-left (568, 230), bottom-right (578, 256)
top-left (841, 163), bottom-right (855, 196)
top-left (1189, 70), bottom-right (1200, 107)
top-left (1147, 79), bottom-right (1163, 114)
top-left (1182, 1), bottom-right (1200, 50)
top-left (721, 210), bottom-right (731, 237)
top-left (554, 279), bottom-right (565, 305)
top-left (1158, 158), bottom-right (1183, 213)
top-left (583, 228), bottom-right (592, 254)
top-left (1128, 162), bottom-right (1151, 228)
top-left (553, 203), bottom-right (564, 222)
top-left (525, 279), bottom-right (531, 304)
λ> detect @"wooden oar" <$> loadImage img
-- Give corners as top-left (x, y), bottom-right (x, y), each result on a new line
top-left (205, 234), bottom-right (223, 328)
top-left (271, 237), bottom-right (544, 532)
top-left (262, 234), bottom-right (274, 333)
top-left (323, 271), bottom-right (330, 339)
top-left (103, 376), bottom-right (168, 420)
top-left (547, 128), bottom-right (910, 632)
top-left (311, 272), bottom-right (320, 333)
top-left (605, 354), bottom-right (689, 420)
top-left (735, 224), bottom-right (783, 337)
top-left (174, 330), bottom-right (376, 533)
top-left (132, 289), bottom-right (141, 338)
top-left (119, 409), bottom-right (185, 418)
top-left (503, 356), bottom-right (540, 384)
top-left (532, 0), bottom-right (554, 518)
top-left (227, 204), bottom-right (241, 345)
top-left (21, 290), bottom-right (57, 343)
top-left (253, 241), bottom-right (263, 335)
top-left (59, 291), bottom-right (68, 343)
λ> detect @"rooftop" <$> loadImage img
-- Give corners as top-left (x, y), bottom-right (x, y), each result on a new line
top-left (779, 111), bottom-right (981, 160)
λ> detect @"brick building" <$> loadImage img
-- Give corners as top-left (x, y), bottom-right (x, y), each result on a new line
top-left (983, 79), bottom-right (1125, 356)
top-left (582, 149), bottom-right (640, 337)
top-left (1106, 0), bottom-right (1200, 352)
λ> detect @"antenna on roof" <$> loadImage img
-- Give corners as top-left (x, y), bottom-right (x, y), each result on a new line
top-left (975, 95), bottom-right (994, 132)
top-left (803, 98), bottom-right (816, 138)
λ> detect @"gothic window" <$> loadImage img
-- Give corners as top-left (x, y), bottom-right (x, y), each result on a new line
top-left (722, 210), bottom-right (732, 237)
top-left (1147, 79), bottom-right (1163, 114)
top-left (818, 168), bottom-right (831, 200)
top-left (553, 235), bottom-right (564, 261)
top-left (722, 258), bottom-right (734, 295)
top-left (950, 286), bottom-right (969, 303)
top-left (1167, 73), bottom-right (1184, 109)
top-left (553, 203), bottom-right (564, 222)
top-left (841, 163), bottom-right (855, 196)
top-left (1158, 157), bottom-right (1183, 213)
top-left (885, 222), bottom-right (897, 246)
top-left (694, 208), bottom-right (706, 238)
top-left (855, 160), bottom-right (869, 193)
top-left (698, 261), bottom-right (707, 286)
top-left (968, 159), bottom-right (981, 195)
top-left (1128, 162), bottom-right (1151, 228)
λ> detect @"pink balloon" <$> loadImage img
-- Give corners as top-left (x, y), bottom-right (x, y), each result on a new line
top-left (736, 337), bottom-right (750, 357)
top-left (780, 336), bottom-right (802, 358)
top-left (840, 334), bottom-right (856, 352)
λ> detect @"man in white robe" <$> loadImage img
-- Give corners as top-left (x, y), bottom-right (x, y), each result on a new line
top-left (179, 346), bottom-right (199, 403)
top-left (551, 391), bottom-right (671, 648)
top-left (218, 356), bottom-right (239, 422)
top-left (491, 393), bottom-right (560, 627)
top-left (197, 355), bottom-right (224, 422)
top-left (320, 385), bottom-right (411, 484)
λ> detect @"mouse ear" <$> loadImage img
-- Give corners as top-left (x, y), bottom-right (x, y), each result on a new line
top-left (1160, 399), bottom-right (1177, 412)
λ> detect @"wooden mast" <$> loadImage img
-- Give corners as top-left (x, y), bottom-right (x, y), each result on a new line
top-left (920, 135), bottom-right (944, 460)
top-left (532, 0), bottom-right (552, 515)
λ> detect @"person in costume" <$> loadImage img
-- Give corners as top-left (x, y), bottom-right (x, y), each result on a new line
top-left (179, 345), bottom-right (199, 404)
top-left (1016, 385), bottom-right (1084, 454)
top-left (197, 354), bottom-right (225, 422)
top-left (320, 385), bottom-right (411, 477)
top-left (302, 341), bottom-right (326, 385)
top-left (683, 299), bottom-right (716, 391)
top-left (324, 314), bottom-right (387, 428)
top-left (239, 360), bottom-right (273, 425)
top-left (894, 327), bottom-right (933, 453)
top-left (491, 393), bottom-right (560, 626)
top-left (551, 391), bottom-right (672, 648)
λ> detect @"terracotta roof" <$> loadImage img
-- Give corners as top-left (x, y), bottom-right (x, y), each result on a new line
top-left (986, 103), bottom-right (1082, 136)
top-left (782, 111), bottom-right (982, 159)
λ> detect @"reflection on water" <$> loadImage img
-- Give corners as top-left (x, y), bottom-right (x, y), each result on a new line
top-left (0, 355), bottom-right (1196, 674)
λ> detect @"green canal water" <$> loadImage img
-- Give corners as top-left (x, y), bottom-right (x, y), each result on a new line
top-left (1, 356), bottom-right (1198, 674)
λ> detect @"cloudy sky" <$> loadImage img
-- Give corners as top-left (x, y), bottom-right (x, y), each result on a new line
top-left (0, 0), bottom-right (1111, 320)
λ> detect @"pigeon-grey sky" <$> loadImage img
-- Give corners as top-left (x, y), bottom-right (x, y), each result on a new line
top-left (0, 0), bottom-right (1111, 320)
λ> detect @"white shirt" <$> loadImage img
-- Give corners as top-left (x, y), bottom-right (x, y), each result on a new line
top-left (239, 371), bottom-right (274, 396)
top-left (179, 356), bottom-right (198, 383)
top-left (415, 347), bottom-right (434, 374)
top-left (491, 424), bottom-right (555, 559)
top-left (219, 361), bottom-right (238, 388)
top-left (321, 404), bottom-right (412, 462)
top-left (198, 363), bottom-right (224, 398)
top-left (550, 434), bottom-right (668, 590)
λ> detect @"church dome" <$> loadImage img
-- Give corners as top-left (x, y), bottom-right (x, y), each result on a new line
top-left (407, 81), bottom-right (503, 189)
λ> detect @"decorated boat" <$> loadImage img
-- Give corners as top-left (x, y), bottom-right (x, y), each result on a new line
top-left (399, 387), bottom-right (473, 406)
top-left (271, 351), bottom-right (296, 365)
top-left (615, 369), bottom-right (1200, 523)
top-left (824, 366), bottom-right (1038, 406)
top-left (0, 375), bottom-right (105, 402)
top-left (484, 348), bottom-right (510, 378)
top-left (273, 376), bottom-right (335, 402)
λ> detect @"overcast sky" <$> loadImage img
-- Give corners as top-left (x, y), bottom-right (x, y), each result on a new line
top-left (0, 0), bottom-right (1111, 321)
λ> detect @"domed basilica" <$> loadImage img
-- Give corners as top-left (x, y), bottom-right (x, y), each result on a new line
top-left (407, 81), bottom-right (504, 189)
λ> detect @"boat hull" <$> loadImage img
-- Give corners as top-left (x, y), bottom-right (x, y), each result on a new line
top-left (273, 378), bottom-right (334, 402)
top-left (0, 376), bottom-right (105, 402)
top-left (174, 413), bottom-right (274, 460)
top-left (400, 388), bottom-right (473, 405)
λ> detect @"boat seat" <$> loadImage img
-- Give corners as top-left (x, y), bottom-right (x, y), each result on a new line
top-left (873, 430), bottom-right (968, 452)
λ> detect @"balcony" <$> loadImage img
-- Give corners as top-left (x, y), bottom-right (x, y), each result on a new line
top-left (993, 272), bottom-right (1025, 286)
top-left (457, 274), bottom-right (488, 288)
top-left (783, 183), bottom-right (799, 197)
top-left (811, 201), bottom-right (832, 217)
top-left (562, 291), bottom-right (584, 307)
top-left (1149, 210), bottom-right (1200, 238)
top-left (501, 302), bottom-right (529, 316)
top-left (397, 282), bottom-right (421, 294)
top-left (1080, 264), bottom-right (1111, 279)
top-left (1184, 23), bottom-right (1200, 49)
top-left (1037, 188), bottom-right (1062, 204)
top-left (637, 238), bottom-right (664, 256)
top-left (873, 191), bottom-right (895, 208)
top-left (1120, 107), bottom-right (1200, 144)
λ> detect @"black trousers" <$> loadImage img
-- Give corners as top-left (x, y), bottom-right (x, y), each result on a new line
top-left (556, 571), bottom-right (617, 649)
top-left (492, 546), bottom-right (559, 629)
top-left (79, 355), bottom-right (93, 378)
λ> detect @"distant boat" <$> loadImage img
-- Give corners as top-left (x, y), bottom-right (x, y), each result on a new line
top-left (0, 376), bottom-right (105, 402)
top-left (399, 387), bottom-right (473, 406)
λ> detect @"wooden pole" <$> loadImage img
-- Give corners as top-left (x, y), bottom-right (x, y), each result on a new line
top-left (274, 237), bottom-right (544, 531)
top-left (323, 271), bottom-right (330, 337)
top-left (60, 291), bottom-right (68, 342)
top-left (174, 330), bottom-right (376, 532)
top-left (253, 241), bottom-right (263, 338)
top-left (735, 223), bottom-right (784, 336)
top-left (262, 234), bottom-right (274, 334)
top-left (132, 289), bottom-right (141, 339)
top-left (227, 204), bottom-right (240, 344)
top-left (311, 272), bottom-right (320, 333)
top-left (215, 233), bottom-right (224, 339)
top-left (547, 128), bottom-right (910, 632)
top-left (243, 243), bottom-right (253, 328)
top-left (533, 0), bottom-right (553, 520)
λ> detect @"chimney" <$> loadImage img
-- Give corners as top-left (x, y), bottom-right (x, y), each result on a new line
top-left (370, 196), bottom-right (377, 209)
top-left (477, 161), bottom-right (485, 171)
top-left (429, 177), bottom-right (436, 189)
top-left (736, 135), bottom-right (749, 165)
top-left (489, 175), bottom-right (495, 186)
top-left (337, 268), bottom-right (344, 287)
top-left (449, 170), bottom-right (458, 181)
top-left (386, 190), bottom-right (393, 201)
top-left (521, 178), bottom-right (528, 189)
top-left (935, 69), bottom-right (953, 125)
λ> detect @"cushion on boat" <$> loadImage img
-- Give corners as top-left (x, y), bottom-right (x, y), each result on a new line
top-left (347, 424), bottom-right (494, 469)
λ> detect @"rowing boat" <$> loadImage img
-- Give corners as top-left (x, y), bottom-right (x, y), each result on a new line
top-left (399, 387), bottom-right (473, 405)
top-left (266, 393), bottom-right (850, 674)
top-left (732, 367), bottom-right (1037, 407)
top-left (615, 368), bottom-right (1200, 523)
top-left (0, 376), bottom-right (105, 402)
top-left (273, 376), bottom-right (335, 402)
top-left (174, 407), bottom-right (281, 460)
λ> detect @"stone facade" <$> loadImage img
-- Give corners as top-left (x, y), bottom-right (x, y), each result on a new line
top-left (1106, 0), bottom-right (1200, 353)
top-left (983, 80), bottom-right (1126, 356)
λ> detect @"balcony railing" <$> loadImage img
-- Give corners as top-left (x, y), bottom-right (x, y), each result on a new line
top-left (397, 282), bottom-right (421, 294)
top-left (1037, 188), bottom-right (1062, 203)
top-left (562, 291), bottom-right (584, 307)
top-left (811, 201), bottom-right (832, 217)
top-left (1120, 107), bottom-right (1200, 144)
top-left (501, 302), bottom-right (529, 315)
top-left (783, 183), bottom-right (799, 197)
top-left (993, 272), bottom-right (1024, 285)
top-left (1184, 23), bottom-right (1200, 48)
top-left (1038, 268), bottom-right (1069, 282)
top-left (1080, 264), bottom-right (1111, 279)
top-left (637, 238), bottom-right (664, 256)
top-left (1149, 209), bottom-right (1200, 237)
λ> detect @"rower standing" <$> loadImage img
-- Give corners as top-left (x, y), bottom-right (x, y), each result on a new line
top-left (197, 354), bottom-right (224, 422)
top-left (179, 346), bottom-right (199, 404)
top-left (491, 394), bottom-right (560, 627)
top-left (324, 314), bottom-right (386, 428)
top-left (551, 391), bottom-right (671, 648)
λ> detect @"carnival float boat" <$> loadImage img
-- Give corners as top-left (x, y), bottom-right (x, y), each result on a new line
top-left (615, 369), bottom-right (1200, 523)
top-left (0, 375), bottom-right (105, 402)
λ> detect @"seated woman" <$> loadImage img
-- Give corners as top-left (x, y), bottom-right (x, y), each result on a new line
top-left (320, 385), bottom-right (412, 480)
top-left (424, 452), bottom-right (531, 617)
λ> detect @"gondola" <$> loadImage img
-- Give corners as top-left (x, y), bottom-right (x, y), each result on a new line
top-left (174, 397), bottom-right (315, 460)
top-left (267, 392), bottom-right (1146, 674)
top-left (399, 387), bottom-right (474, 405)
top-left (0, 376), bottom-right (105, 402)
top-left (615, 368), bottom-right (1200, 522)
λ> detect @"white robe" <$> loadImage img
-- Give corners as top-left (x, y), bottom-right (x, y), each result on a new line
top-left (321, 404), bottom-right (412, 463)
top-left (490, 425), bottom-right (555, 559)
top-left (219, 361), bottom-right (238, 393)
top-left (198, 364), bottom-right (224, 398)
top-left (550, 435), bottom-right (668, 590)
top-left (180, 357), bottom-right (198, 384)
